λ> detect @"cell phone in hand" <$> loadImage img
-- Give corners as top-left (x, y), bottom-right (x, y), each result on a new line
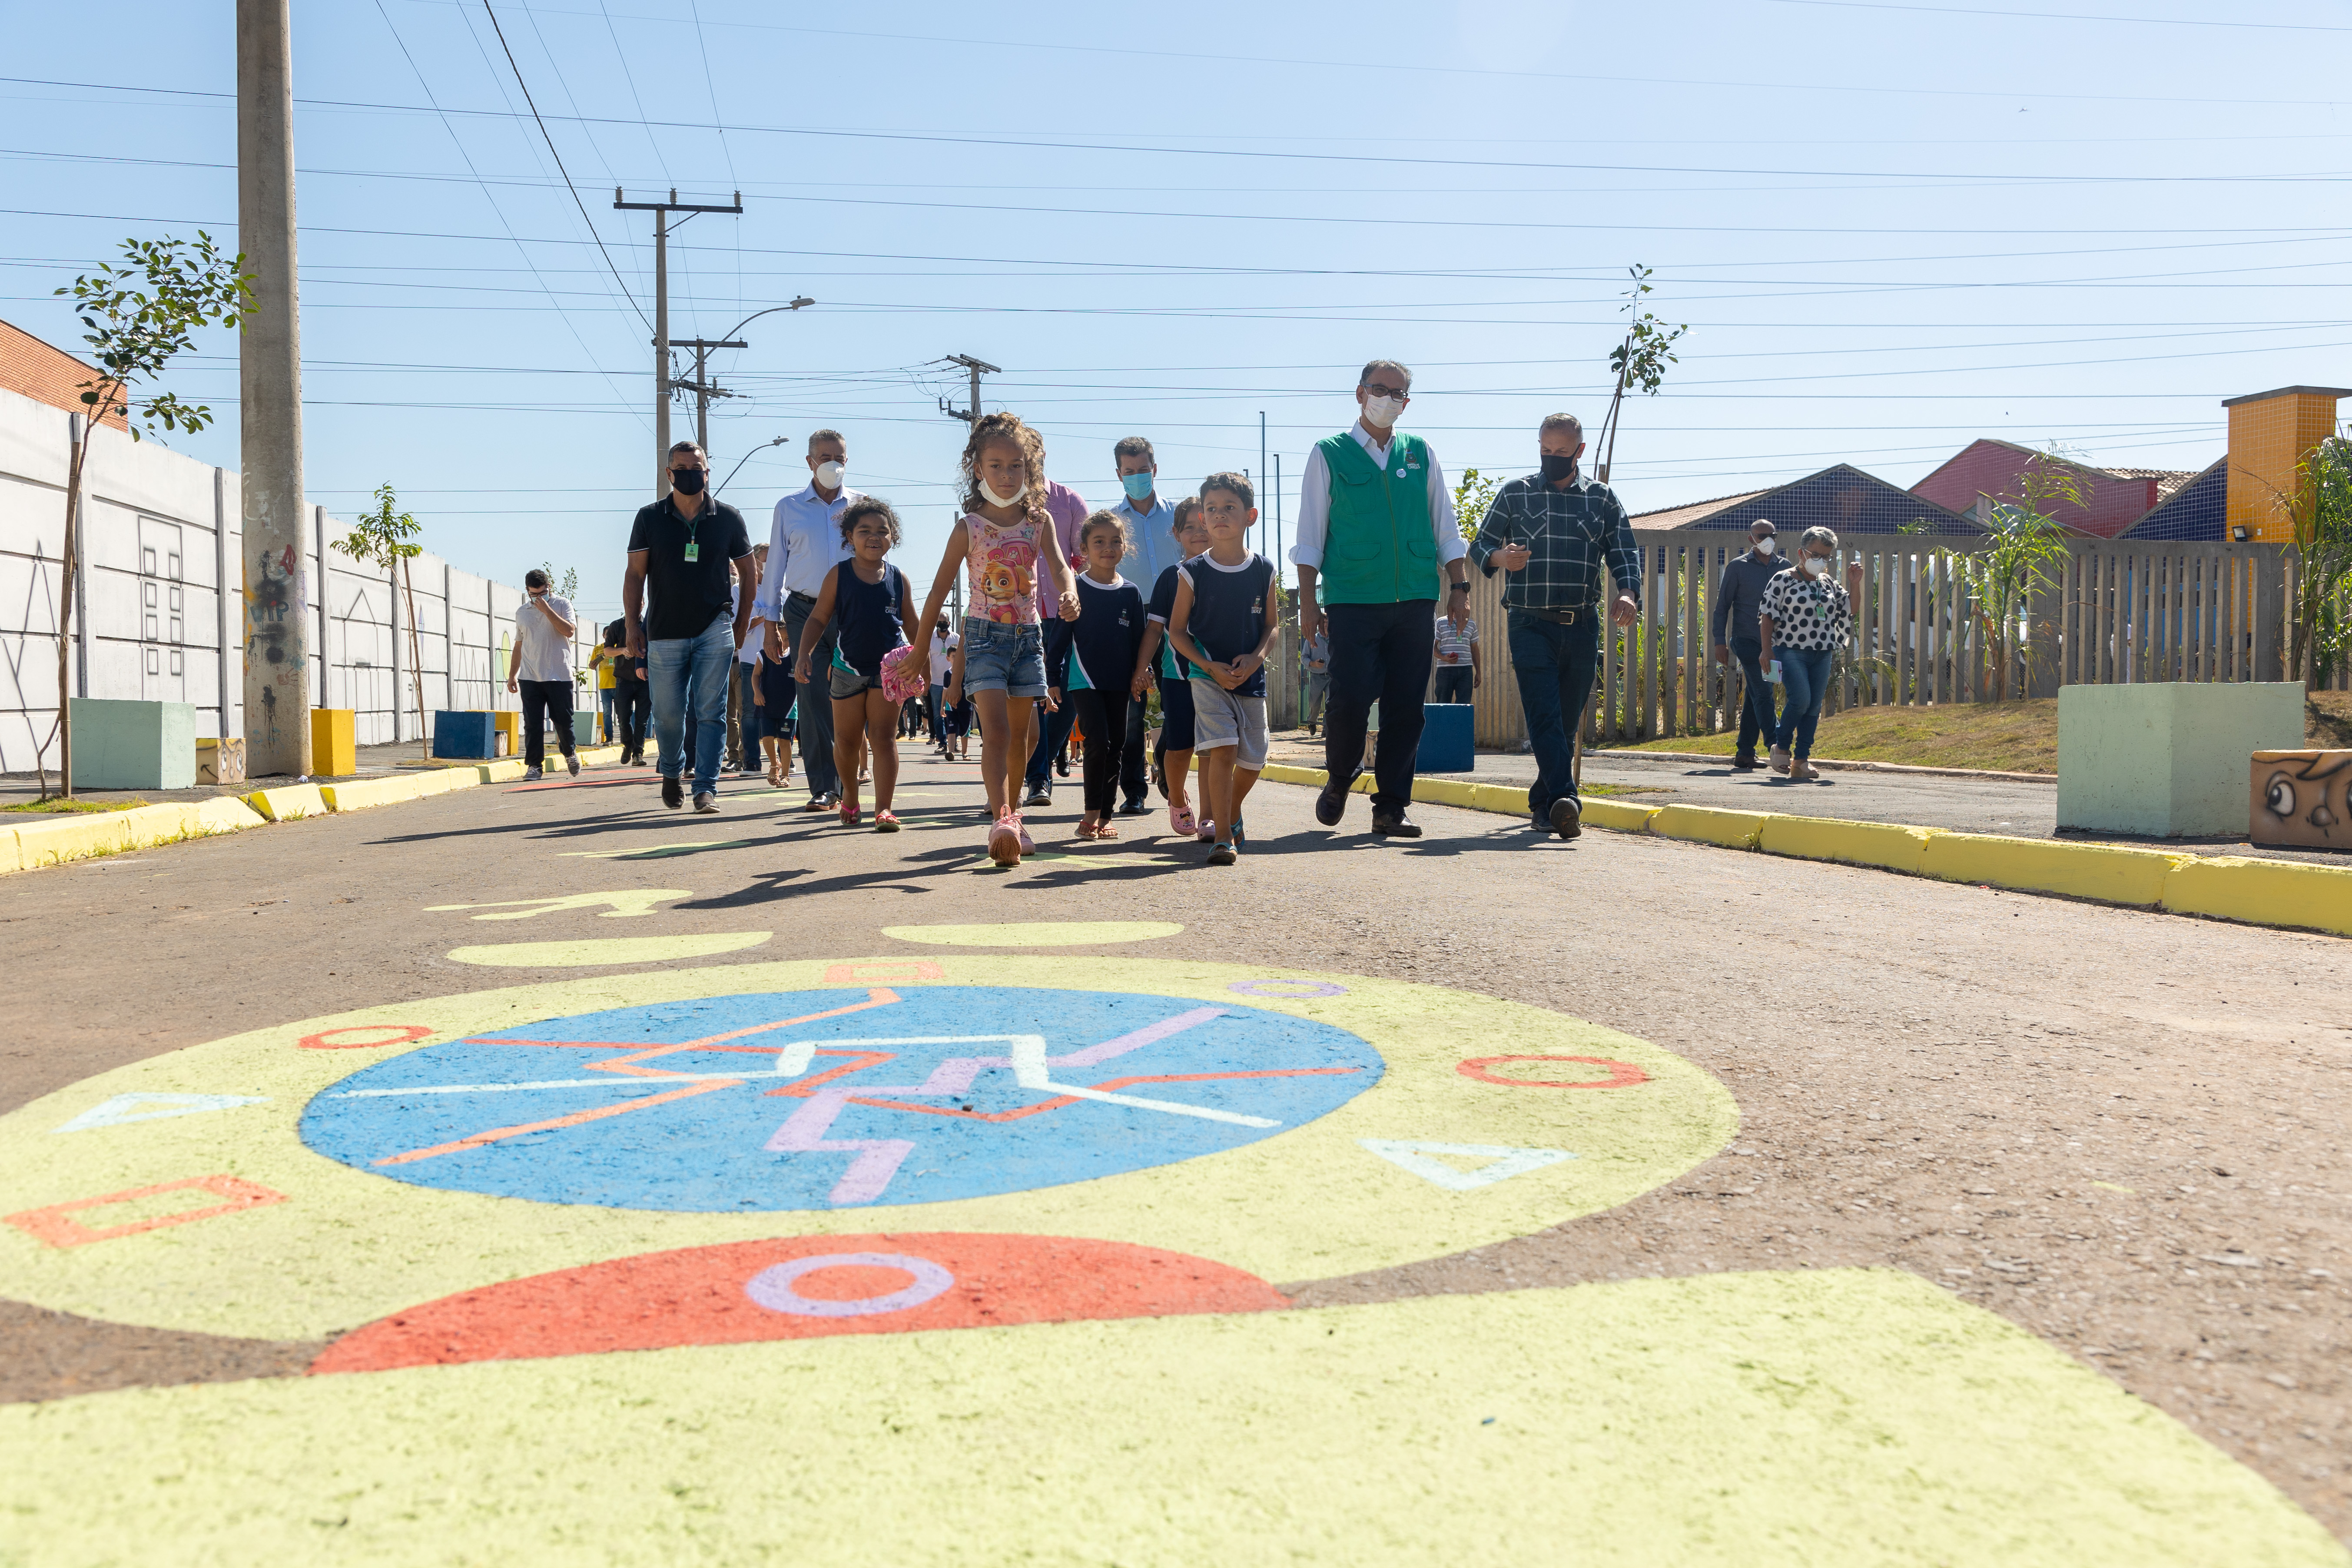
top-left (1765, 660), bottom-right (1783, 683)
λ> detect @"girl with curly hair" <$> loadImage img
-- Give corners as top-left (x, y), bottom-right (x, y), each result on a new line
top-left (906, 412), bottom-right (1081, 865)
top-left (793, 497), bottom-right (922, 830)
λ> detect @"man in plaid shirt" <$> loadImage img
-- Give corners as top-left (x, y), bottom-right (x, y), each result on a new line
top-left (1466, 414), bottom-right (1641, 839)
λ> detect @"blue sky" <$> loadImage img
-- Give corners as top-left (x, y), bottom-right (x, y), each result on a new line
top-left (7, 0), bottom-right (2352, 621)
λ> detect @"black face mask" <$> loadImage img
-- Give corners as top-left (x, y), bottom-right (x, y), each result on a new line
top-left (1539, 453), bottom-right (1579, 483)
top-left (671, 467), bottom-right (707, 496)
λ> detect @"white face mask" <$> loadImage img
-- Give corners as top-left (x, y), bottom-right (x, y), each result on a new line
top-left (1753, 536), bottom-right (1778, 555)
top-left (815, 460), bottom-right (844, 489)
top-left (1362, 393), bottom-right (1405, 428)
top-left (978, 479), bottom-right (1027, 509)
top-left (1802, 555), bottom-right (1829, 577)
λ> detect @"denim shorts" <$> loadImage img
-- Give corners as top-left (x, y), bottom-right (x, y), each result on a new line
top-left (960, 619), bottom-right (1046, 698)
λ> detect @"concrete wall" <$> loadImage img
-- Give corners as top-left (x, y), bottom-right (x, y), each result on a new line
top-left (0, 386), bottom-right (590, 773)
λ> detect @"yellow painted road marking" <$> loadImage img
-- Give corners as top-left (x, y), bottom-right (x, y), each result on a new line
top-left (445, 933), bottom-right (771, 967)
top-left (426, 890), bottom-right (691, 921)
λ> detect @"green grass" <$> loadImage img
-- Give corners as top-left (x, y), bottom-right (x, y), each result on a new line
top-left (4, 796), bottom-right (149, 815)
top-left (1609, 691), bottom-right (2352, 774)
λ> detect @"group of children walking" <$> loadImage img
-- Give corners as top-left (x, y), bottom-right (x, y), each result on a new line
top-left (790, 411), bottom-right (1278, 868)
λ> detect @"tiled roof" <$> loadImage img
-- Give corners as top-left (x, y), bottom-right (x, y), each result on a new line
top-left (1627, 489), bottom-right (1771, 530)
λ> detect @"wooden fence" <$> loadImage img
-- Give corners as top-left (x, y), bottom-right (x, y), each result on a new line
top-left (1458, 532), bottom-right (2335, 750)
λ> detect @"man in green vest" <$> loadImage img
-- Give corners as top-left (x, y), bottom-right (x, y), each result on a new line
top-left (1293, 359), bottom-right (1471, 837)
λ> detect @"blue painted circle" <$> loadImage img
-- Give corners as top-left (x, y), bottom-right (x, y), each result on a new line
top-left (299, 987), bottom-right (1383, 1212)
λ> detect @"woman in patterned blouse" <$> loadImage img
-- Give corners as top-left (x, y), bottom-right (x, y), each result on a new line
top-left (1757, 525), bottom-right (1854, 780)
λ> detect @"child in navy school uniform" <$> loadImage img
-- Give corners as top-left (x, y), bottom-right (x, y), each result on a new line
top-left (1135, 497), bottom-right (1212, 839)
top-left (1165, 472), bottom-right (1279, 866)
top-left (1064, 512), bottom-right (1148, 840)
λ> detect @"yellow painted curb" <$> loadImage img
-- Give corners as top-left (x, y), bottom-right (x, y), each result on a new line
top-left (475, 759), bottom-right (529, 783)
top-left (5, 797), bottom-right (267, 874)
top-left (1922, 832), bottom-right (2183, 906)
top-left (1581, 798), bottom-right (1662, 832)
top-left (242, 783), bottom-right (327, 821)
top-left (2162, 855), bottom-right (2352, 938)
top-left (1650, 803), bottom-right (1776, 849)
top-left (1760, 815), bottom-right (1940, 875)
top-left (577, 745), bottom-right (625, 766)
top-left (322, 769), bottom-right (480, 813)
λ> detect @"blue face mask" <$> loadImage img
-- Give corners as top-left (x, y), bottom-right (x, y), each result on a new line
top-left (1121, 471), bottom-right (1155, 502)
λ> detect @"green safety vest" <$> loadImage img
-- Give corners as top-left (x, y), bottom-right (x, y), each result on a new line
top-left (1315, 430), bottom-right (1438, 605)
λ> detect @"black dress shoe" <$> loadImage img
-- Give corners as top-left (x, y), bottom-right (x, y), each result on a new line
top-left (661, 775), bottom-right (684, 809)
top-left (1369, 808), bottom-right (1420, 838)
top-left (1314, 773), bottom-right (1354, 826)
top-left (1549, 796), bottom-right (1583, 839)
top-left (1731, 754), bottom-right (1762, 771)
top-left (1117, 799), bottom-right (1151, 816)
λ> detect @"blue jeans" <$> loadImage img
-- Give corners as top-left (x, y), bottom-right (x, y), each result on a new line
top-left (1505, 608), bottom-right (1601, 819)
top-left (734, 661), bottom-right (762, 754)
top-left (1772, 646), bottom-right (1835, 759)
top-left (1729, 636), bottom-right (1778, 760)
top-left (647, 613), bottom-right (733, 793)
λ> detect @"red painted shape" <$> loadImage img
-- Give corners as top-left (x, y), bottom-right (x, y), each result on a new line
top-left (5, 1175), bottom-right (288, 1248)
top-left (300, 1024), bottom-right (433, 1051)
top-left (1457, 1054), bottom-right (1649, 1090)
top-left (310, 1233), bottom-right (1290, 1374)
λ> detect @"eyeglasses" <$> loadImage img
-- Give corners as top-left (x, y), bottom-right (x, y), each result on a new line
top-left (1363, 383), bottom-right (1410, 401)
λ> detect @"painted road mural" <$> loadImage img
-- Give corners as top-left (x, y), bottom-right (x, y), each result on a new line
top-left (2, 950), bottom-right (2341, 1566)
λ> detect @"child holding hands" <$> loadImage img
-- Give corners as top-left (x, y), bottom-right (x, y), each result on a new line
top-left (1164, 474), bottom-right (1278, 865)
top-left (793, 496), bottom-right (921, 830)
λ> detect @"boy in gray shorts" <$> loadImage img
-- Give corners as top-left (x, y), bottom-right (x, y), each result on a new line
top-left (1165, 471), bottom-right (1280, 865)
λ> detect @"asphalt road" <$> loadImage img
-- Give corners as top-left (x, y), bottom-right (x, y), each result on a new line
top-left (2, 742), bottom-right (2345, 1562)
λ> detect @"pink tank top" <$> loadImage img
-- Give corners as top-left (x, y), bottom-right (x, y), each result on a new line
top-left (964, 512), bottom-right (1042, 625)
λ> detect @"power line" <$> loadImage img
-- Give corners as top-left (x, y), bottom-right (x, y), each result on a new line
top-left (478, 0), bottom-right (648, 332)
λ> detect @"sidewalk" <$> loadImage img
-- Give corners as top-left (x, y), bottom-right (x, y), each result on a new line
top-left (1261, 729), bottom-right (2342, 867)
top-left (1, 739), bottom-right (552, 811)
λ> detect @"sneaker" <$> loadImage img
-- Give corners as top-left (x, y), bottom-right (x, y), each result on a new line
top-left (988, 816), bottom-right (1022, 867)
top-left (693, 791), bottom-right (719, 814)
top-left (566, 752), bottom-right (581, 777)
top-left (1792, 759), bottom-right (1821, 781)
top-left (1769, 746), bottom-right (1791, 775)
top-left (523, 766), bottom-right (543, 782)
top-left (1314, 773), bottom-right (1354, 827)
top-left (661, 775), bottom-right (684, 809)
top-left (1549, 796), bottom-right (1583, 840)
top-left (1022, 785), bottom-right (1052, 808)
top-left (1206, 841), bottom-right (1237, 866)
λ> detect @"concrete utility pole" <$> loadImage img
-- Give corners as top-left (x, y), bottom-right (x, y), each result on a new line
top-left (939, 353), bottom-right (1000, 426)
top-left (238, 0), bottom-right (311, 776)
top-left (670, 337), bottom-right (745, 456)
top-left (614, 189), bottom-right (742, 496)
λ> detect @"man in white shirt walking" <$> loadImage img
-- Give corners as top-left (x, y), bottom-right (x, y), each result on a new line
top-left (1290, 359), bottom-right (1471, 839)
top-left (756, 430), bottom-right (855, 810)
top-left (1106, 434), bottom-right (1177, 815)
top-left (504, 567), bottom-right (580, 781)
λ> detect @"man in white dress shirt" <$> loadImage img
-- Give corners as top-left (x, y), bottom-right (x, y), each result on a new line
top-left (756, 429), bottom-right (855, 810)
top-left (1290, 359), bottom-right (1470, 839)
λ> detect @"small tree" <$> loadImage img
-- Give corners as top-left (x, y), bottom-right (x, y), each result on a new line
top-left (334, 485), bottom-right (430, 759)
top-left (1591, 265), bottom-right (1688, 483)
top-left (2287, 431), bottom-right (2352, 685)
top-left (1956, 448), bottom-right (2086, 702)
top-left (46, 233), bottom-right (251, 797)
top-left (1452, 467), bottom-right (1503, 544)
top-left (537, 562), bottom-right (581, 602)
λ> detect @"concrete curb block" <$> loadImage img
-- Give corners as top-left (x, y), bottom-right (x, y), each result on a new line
top-left (7, 797), bottom-right (269, 873)
top-left (243, 784), bottom-right (328, 822)
top-left (1248, 759), bottom-right (2348, 941)
top-left (1759, 815), bottom-right (1938, 875)
top-left (1921, 832), bottom-right (2184, 907)
top-left (476, 760), bottom-right (529, 784)
top-left (1650, 803), bottom-right (1777, 850)
top-left (2161, 854), bottom-right (2352, 938)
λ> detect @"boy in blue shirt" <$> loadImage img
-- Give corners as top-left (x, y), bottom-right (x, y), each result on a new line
top-left (1166, 473), bottom-right (1279, 866)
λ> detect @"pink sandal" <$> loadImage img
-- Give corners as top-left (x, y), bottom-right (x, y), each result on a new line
top-left (1168, 802), bottom-right (1195, 837)
top-left (874, 810), bottom-right (900, 832)
top-left (1015, 814), bottom-right (1036, 855)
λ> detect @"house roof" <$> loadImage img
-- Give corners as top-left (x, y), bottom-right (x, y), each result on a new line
top-left (0, 318), bottom-right (129, 431)
top-left (2117, 457), bottom-right (2228, 542)
top-left (1633, 464), bottom-right (1979, 536)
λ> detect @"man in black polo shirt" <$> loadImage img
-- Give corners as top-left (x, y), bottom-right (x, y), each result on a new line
top-left (624, 441), bottom-right (756, 812)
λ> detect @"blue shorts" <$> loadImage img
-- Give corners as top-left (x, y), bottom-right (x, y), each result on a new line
top-left (961, 619), bottom-right (1047, 698)
top-left (1157, 674), bottom-right (1197, 751)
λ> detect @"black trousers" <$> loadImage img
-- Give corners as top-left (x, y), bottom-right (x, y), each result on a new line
top-left (518, 678), bottom-right (576, 768)
top-left (1120, 692), bottom-right (1149, 805)
top-left (612, 676), bottom-right (651, 755)
top-left (1068, 686), bottom-right (1131, 814)
top-left (1322, 599), bottom-right (1436, 813)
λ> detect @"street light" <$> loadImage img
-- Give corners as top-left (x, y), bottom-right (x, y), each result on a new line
top-left (713, 296), bottom-right (814, 348)
top-left (716, 435), bottom-right (789, 499)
